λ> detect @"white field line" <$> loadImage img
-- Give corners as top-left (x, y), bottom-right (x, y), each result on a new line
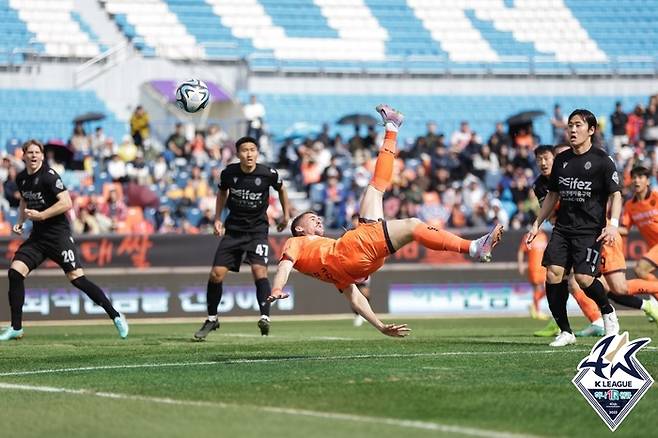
top-left (0, 350), bottom-right (592, 377)
top-left (0, 382), bottom-right (544, 438)
top-left (222, 333), bottom-right (354, 341)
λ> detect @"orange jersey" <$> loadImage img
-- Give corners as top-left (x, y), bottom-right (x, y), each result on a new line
top-left (520, 231), bottom-right (548, 271)
top-left (622, 191), bottom-right (658, 247)
top-left (281, 222), bottom-right (391, 289)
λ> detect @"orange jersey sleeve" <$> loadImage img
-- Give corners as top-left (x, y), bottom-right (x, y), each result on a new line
top-left (623, 191), bottom-right (658, 247)
top-left (281, 237), bottom-right (304, 262)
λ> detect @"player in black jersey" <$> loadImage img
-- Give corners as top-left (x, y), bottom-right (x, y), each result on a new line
top-left (194, 136), bottom-right (290, 340)
top-left (0, 140), bottom-right (128, 341)
top-left (528, 109), bottom-right (622, 347)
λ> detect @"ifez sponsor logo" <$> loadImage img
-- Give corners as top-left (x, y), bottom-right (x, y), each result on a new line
top-left (572, 332), bottom-right (653, 431)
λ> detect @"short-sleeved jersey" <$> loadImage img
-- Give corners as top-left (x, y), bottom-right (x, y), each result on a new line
top-left (280, 235), bottom-right (355, 289)
top-left (622, 190), bottom-right (658, 247)
top-left (16, 165), bottom-right (70, 237)
top-left (548, 147), bottom-right (621, 236)
top-left (520, 230), bottom-right (548, 270)
top-left (219, 163), bottom-right (282, 233)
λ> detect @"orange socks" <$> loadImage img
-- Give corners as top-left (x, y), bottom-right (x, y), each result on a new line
top-left (533, 286), bottom-right (545, 310)
top-left (370, 131), bottom-right (397, 192)
top-left (628, 279), bottom-right (658, 300)
top-left (412, 222), bottom-right (471, 254)
top-left (571, 287), bottom-right (601, 322)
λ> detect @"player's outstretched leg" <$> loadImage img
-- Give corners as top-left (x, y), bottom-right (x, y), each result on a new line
top-left (1, 268), bottom-right (26, 341)
top-left (359, 104), bottom-right (404, 222)
top-left (385, 218), bottom-right (503, 262)
top-left (69, 272), bottom-right (128, 339)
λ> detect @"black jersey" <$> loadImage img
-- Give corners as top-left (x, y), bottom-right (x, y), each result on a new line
top-left (16, 165), bottom-right (70, 236)
top-left (548, 146), bottom-right (621, 236)
top-left (219, 163), bottom-right (282, 233)
top-left (532, 174), bottom-right (550, 205)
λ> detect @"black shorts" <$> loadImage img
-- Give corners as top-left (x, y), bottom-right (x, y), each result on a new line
top-left (13, 233), bottom-right (82, 273)
top-left (212, 231), bottom-right (269, 272)
top-left (542, 229), bottom-right (602, 276)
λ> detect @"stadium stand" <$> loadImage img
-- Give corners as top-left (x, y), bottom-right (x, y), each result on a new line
top-left (9, 0), bottom-right (101, 58)
top-left (91, 0), bottom-right (657, 75)
top-left (0, 89), bottom-right (124, 149)
top-left (255, 93), bottom-right (646, 145)
top-left (101, 0), bottom-right (204, 59)
top-left (0, 0), bottom-right (43, 64)
top-left (0, 1), bottom-right (655, 237)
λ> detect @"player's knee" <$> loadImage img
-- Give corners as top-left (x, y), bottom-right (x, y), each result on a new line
top-left (573, 274), bottom-right (594, 289)
top-left (546, 269), bottom-right (563, 284)
top-left (251, 265), bottom-right (267, 278)
top-left (209, 268), bottom-right (225, 283)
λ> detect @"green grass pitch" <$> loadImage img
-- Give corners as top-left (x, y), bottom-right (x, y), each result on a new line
top-left (0, 316), bottom-right (655, 438)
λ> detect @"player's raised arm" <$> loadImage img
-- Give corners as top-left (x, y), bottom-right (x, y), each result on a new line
top-left (341, 284), bottom-right (410, 338)
top-left (25, 190), bottom-right (72, 222)
top-left (276, 184), bottom-right (291, 232)
top-left (528, 191), bottom-right (559, 244)
top-left (267, 259), bottom-right (294, 302)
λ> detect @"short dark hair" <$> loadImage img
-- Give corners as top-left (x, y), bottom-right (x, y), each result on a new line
top-left (236, 136), bottom-right (259, 152)
top-left (568, 109), bottom-right (597, 133)
top-left (631, 165), bottom-right (651, 178)
top-left (533, 144), bottom-right (554, 157)
top-left (22, 139), bottom-right (44, 154)
top-left (290, 211), bottom-right (315, 237)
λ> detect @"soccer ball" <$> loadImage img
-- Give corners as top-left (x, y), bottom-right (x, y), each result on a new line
top-left (175, 79), bottom-right (210, 113)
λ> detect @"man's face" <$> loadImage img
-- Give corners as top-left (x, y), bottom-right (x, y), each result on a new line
top-left (237, 142), bottom-right (258, 167)
top-left (297, 213), bottom-right (324, 236)
top-left (536, 151), bottom-right (554, 177)
top-left (568, 115), bottom-right (594, 147)
top-left (632, 174), bottom-right (650, 195)
top-left (24, 144), bottom-right (44, 172)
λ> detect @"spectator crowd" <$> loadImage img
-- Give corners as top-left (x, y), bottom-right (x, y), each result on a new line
top-left (0, 94), bottom-right (657, 236)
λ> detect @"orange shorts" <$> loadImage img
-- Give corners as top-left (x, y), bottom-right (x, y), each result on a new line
top-left (335, 221), bottom-right (394, 283)
top-left (528, 267), bottom-right (547, 285)
top-left (642, 244), bottom-right (658, 268)
top-left (601, 238), bottom-right (626, 275)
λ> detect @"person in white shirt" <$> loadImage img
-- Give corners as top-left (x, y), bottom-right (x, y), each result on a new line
top-left (243, 95), bottom-right (266, 139)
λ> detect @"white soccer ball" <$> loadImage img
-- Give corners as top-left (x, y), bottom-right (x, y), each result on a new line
top-left (175, 79), bottom-right (210, 113)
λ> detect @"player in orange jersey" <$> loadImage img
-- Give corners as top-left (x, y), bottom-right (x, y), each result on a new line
top-left (620, 165), bottom-right (658, 300)
top-left (518, 229), bottom-right (549, 320)
top-left (267, 104), bottom-right (504, 337)
top-left (597, 224), bottom-right (658, 325)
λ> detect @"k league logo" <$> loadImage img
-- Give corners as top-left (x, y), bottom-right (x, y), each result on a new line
top-left (572, 332), bottom-right (653, 431)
